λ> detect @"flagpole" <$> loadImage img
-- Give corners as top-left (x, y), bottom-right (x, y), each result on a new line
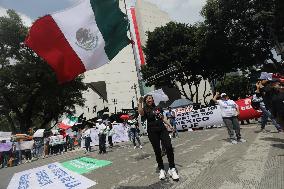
top-left (122, 0), bottom-right (145, 97)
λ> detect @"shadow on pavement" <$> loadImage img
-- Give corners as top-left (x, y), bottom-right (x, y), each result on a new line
top-left (114, 180), bottom-right (174, 189)
top-left (260, 137), bottom-right (284, 150)
top-left (271, 143), bottom-right (284, 149)
top-left (260, 137), bottom-right (284, 143)
top-left (134, 153), bottom-right (152, 161)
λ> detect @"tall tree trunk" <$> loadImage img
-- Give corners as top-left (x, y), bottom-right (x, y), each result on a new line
top-left (4, 112), bottom-right (17, 133)
top-left (195, 83), bottom-right (199, 104)
top-left (179, 83), bottom-right (190, 100)
top-left (203, 80), bottom-right (209, 105)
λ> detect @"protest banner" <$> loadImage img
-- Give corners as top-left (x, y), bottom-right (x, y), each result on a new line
top-left (0, 142), bottom-right (12, 152)
top-left (81, 123), bottom-right (129, 148)
top-left (61, 157), bottom-right (112, 174)
top-left (235, 97), bottom-right (262, 121)
top-left (0, 131), bottom-right (12, 141)
top-left (175, 106), bottom-right (224, 130)
top-left (89, 128), bottom-right (99, 146)
top-left (19, 140), bottom-right (34, 150)
top-left (112, 123), bottom-right (129, 143)
top-left (7, 162), bottom-right (96, 189)
top-left (174, 106), bottom-right (194, 116)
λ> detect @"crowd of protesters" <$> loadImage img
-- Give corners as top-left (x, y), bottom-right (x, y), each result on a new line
top-left (0, 129), bottom-right (81, 168)
top-left (1, 71), bottom-right (283, 183)
top-left (252, 72), bottom-right (284, 132)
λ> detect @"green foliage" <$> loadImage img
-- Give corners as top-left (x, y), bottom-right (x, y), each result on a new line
top-left (141, 0), bottom-right (284, 102)
top-left (215, 75), bottom-right (251, 100)
top-left (201, 0), bottom-right (284, 73)
top-left (0, 10), bottom-right (87, 133)
top-left (141, 22), bottom-right (207, 101)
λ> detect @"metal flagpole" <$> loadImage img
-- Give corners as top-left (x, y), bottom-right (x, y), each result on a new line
top-left (123, 0), bottom-right (145, 96)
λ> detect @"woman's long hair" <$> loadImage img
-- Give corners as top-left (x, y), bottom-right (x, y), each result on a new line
top-left (143, 95), bottom-right (156, 113)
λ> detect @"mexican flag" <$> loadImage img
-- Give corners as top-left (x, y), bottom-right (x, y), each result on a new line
top-left (25, 0), bottom-right (130, 83)
top-left (59, 115), bottom-right (78, 130)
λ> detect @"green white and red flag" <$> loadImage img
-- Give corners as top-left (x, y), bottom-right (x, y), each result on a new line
top-left (25, 0), bottom-right (130, 83)
top-left (58, 115), bottom-right (78, 130)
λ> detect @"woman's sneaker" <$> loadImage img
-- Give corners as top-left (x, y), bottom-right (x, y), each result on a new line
top-left (168, 168), bottom-right (179, 181)
top-left (237, 138), bottom-right (246, 143)
top-left (159, 169), bottom-right (166, 180)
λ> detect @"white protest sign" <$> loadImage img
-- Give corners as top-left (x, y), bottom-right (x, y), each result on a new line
top-left (112, 123), bottom-right (129, 143)
top-left (7, 162), bottom-right (96, 189)
top-left (20, 140), bottom-right (34, 150)
top-left (175, 105), bottom-right (224, 130)
top-left (90, 128), bottom-right (99, 146)
top-left (81, 124), bottom-right (129, 148)
top-left (0, 131), bottom-right (12, 141)
top-left (33, 129), bottom-right (45, 138)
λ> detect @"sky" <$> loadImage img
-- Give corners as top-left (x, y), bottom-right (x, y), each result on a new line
top-left (0, 0), bottom-right (206, 25)
top-left (145, 0), bottom-right (206, 24)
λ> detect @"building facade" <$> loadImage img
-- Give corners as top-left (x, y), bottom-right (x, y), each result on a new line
top-left (75, 0), bottom-right (171, 119)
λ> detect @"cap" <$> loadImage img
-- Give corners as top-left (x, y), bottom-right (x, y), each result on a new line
top-left (220, 93), bottom-right (227, 97)
top-left (259, 72), bottom-right (272, 80)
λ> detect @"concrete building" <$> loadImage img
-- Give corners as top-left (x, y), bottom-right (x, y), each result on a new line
top-left (75, 0), bottom-right (171, 119)
top-left (75, 0), bottom-right (213, 119)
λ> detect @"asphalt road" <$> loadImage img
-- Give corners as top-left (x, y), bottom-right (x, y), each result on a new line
top-left (0, 123), bottom-right (283, 189)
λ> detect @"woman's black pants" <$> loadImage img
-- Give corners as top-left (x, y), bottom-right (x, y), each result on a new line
top-left (147, 128), bottom-right (175, 170)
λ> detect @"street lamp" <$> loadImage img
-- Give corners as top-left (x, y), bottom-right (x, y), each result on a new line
top-left (112, 99), bottom-right (118, 114)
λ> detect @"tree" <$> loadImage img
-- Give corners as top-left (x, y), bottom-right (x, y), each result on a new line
top-left (215, 74), bottom-right (251, 100)
top-left (141, 22), bottom-right (211, 103)
top-left (201, 0), bottom-right (284, 75)
top-left (0, 10), bottom-right (87, 133)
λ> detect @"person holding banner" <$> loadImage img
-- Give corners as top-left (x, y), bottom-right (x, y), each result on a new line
top-left (213, 92), bottom-right (246, 144)
top-left (138, 95), bottom-right (179, 181)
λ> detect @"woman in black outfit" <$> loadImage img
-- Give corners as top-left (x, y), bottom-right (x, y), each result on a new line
top-left (138, 95), bottom-right (179, 181)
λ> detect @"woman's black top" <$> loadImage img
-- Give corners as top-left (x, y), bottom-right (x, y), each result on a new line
top-left (143, 105), bottom-right (165, 131)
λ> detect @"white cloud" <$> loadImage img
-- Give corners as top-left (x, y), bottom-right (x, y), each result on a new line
top-left (0, 6), bottom-right (32, 26)
top-left (145, 0), bottom-right (206, 24)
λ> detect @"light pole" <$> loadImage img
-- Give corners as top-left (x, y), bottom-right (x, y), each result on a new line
top-left (131, 83), bottom-right (138, 106)
top-left (112, 99), bottom-right (118, 114)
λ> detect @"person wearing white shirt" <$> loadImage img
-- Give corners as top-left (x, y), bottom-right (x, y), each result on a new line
top-left (97, 119), bottom-right (107, 154)
top-left (213, 92), bottom-right (246, 144)
top-left (107, 123), bottom-right (115, 148)
top-left (49, 134), bottom-right (60, 155)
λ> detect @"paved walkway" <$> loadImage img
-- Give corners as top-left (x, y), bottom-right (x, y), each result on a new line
top-left (0, 124), bottom-right (283, 189)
